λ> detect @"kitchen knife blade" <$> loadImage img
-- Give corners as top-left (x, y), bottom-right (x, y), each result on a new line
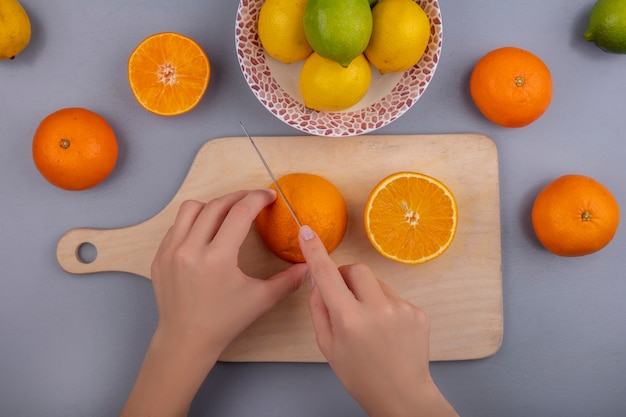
top-left (240, 122), bottom-right (302, 229)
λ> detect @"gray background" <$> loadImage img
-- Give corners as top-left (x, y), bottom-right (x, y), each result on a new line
top-left (1, 0), bottom-right (625, 416)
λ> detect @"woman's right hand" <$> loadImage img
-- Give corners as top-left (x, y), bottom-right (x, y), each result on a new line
top-left (298, 225), bottom-right (459, 417)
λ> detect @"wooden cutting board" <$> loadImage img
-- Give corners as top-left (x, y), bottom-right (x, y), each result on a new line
top-left (57, 134), bottom-right (503, 362)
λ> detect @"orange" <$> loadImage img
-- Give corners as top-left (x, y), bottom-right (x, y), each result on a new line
top-left (255, 173), bottom-right (348, 263)
top-left (128, 32), bottom-right (210, 116)
top-left (32, 107), bottom-right (118, 191)
top-left (470, 46), bottom-right (552, 128)
top-left (531, 174), bottom-right (620, 257)
top-left (364, 172), bottom-right (458, 265)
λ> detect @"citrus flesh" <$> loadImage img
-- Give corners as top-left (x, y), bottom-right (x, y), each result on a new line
top-left (364, 172), bottom-right (458, 265)
top-left (128, 32), bottom-right (210, 116)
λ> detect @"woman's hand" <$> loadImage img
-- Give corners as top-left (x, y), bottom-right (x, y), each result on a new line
top-left (298, 225), bottom-right (458, 417)
top-left (120, 190), bottom-right (307, 417)
top-left (151, 190), bottom-right (307, 356)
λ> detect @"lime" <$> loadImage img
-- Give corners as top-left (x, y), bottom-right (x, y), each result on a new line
top-left (365, 0), bottom-right (431, 74)
top-left (584, 0), bottom-right (626, 54)
top-left (303, 0), bottom-right (373, 67)
top-left (299, 52), bottom-right (371, 111)
top-left (258, 0), bottom-right (313, 64)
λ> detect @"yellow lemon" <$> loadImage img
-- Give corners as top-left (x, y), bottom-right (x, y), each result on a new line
top-left (0, 0), bottom-right (31, 60)
top-left (364, 0), bottom-right (430, 74)
top-left (258, 0), bottom-right (313, 64)
top-left (299, 52), bottom-right (371, 111)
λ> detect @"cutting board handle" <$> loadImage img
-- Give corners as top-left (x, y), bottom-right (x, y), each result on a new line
top-left (56, 222), bottom-right (161, 279)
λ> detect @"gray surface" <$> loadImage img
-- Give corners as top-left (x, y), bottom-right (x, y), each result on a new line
top-left (1, 1), bottom-right (625, 416)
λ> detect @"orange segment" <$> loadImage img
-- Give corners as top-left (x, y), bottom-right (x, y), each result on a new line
top-left (128, 32), bottom-right (210, 116)
top-left (364, 172), bottom-right (458, 264)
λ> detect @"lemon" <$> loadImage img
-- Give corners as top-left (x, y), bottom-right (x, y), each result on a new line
top-left (364, 0), bottom-right (430, 74)
top-left (304, 0), bottom-right (373, 68)
top-left (299, 52), bottom-right (371, 111)
top-left (258, 0), bottom-right (313, 64)
top-left (0, 0), bottom-right (31, 60)
top-left (584, 0), bottom-right (626, 53)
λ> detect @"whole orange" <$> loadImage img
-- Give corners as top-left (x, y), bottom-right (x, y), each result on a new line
top-left (255, 173), bottom-right (348, 263)
top-left (531, 174), bottom-right (620, 256)
top-left (32, 107), bottom-right (118, 191)
top-left (470, 46), bottom-right (552, 128)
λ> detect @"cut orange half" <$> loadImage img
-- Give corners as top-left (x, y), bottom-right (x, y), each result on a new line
top-left (364, 172), bottom-right (458, 265)
top-left (128, 32), bottom-right (210, 116)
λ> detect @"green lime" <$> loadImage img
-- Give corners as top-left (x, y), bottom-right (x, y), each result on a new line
top-left (304, 0), bottom-right (373, 67)
top-left (584, 0), bottom-right (626, 53)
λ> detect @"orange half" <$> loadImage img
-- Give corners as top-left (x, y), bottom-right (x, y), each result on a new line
top-left (128, 32), bottom-right (210, 116)
top-left (364, 172), bottom-right (458, 265)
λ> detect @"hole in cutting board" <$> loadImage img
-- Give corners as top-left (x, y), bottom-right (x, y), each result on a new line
top-left (77, 242), bottom-right (97, 264)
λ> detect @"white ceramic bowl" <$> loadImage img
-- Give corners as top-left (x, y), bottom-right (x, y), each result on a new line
top-left (235, 0), bottom-right (443, 137)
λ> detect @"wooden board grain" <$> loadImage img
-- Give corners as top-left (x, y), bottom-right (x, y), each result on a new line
top-left (57, 134), bottom-right (503, 362)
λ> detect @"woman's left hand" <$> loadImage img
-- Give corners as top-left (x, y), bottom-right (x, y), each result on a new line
top-left (151, 189), bottom-right (307, 356)
top-left (120, 189), bottom-right (306, 417)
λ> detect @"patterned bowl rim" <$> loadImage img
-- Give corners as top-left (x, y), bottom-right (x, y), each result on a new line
top-left (235, 0), bottom-right (443, 137)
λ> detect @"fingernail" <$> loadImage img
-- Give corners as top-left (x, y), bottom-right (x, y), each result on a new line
top-left (299, 225), bottom-right (315, 241)
top-left (304, 269), bottom-right (315, 287)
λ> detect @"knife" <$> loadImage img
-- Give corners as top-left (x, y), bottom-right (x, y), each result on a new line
top-left (240, 122), bottom-right (302, 228)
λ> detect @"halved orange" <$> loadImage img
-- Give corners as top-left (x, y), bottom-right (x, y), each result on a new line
top-left (364, 172), bottom-right (458, 264)
top-left (128, 32), bottom-right (210, 116)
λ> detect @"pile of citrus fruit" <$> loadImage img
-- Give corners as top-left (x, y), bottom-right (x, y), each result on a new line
top-left (251, 0), bottom-right (623, 263)
top-left (258, 0), bottom-right (431, 111)
top-left (22, 0), bottom-right (622, 262)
